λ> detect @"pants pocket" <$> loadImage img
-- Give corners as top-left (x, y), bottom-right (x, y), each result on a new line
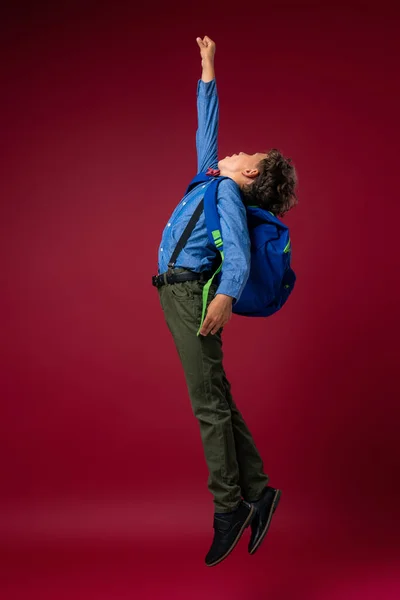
top-left (168, 281), bottom-right (194, 302)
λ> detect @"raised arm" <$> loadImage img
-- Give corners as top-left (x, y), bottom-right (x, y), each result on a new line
top-left (196, 36), bottom-right (218, 173)
top-left (197, 35), bottom-right (215, 83)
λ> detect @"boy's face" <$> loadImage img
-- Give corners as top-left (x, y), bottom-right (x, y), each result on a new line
top-left (218, 152), bottom-right (268, 177)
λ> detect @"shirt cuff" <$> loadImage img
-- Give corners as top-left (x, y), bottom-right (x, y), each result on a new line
top-left (197, 78), bottom-right (216, 97)
top-left (215, 279), bottom-right (243, 304)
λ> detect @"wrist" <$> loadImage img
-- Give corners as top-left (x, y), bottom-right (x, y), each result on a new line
top-left (202, 56), bottom-right (214, 65)
top-left (215, 293), bottom-right (233, 303)
top-left (202, 57), bottom-right (215, 72)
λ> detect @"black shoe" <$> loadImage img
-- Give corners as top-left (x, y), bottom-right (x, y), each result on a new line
top-left (248, 486), bottom-right (281, 555)
top-left (205, 500), bottom-right (255, 567)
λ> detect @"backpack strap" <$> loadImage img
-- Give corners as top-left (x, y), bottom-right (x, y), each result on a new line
top-left (184, 172), bottom-right (211, 195)
top-left (196, 176), bottom-right (230, 336)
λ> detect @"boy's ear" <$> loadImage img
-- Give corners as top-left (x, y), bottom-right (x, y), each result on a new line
top-left (243, 168), bottom-right (259, 179)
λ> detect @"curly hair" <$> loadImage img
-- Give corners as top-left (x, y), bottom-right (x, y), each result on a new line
top-left (240, 149), bottom-right (298, 217)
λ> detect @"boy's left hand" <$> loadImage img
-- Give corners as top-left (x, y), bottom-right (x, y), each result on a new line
top-left (199, 294), bottom-right (233, 336)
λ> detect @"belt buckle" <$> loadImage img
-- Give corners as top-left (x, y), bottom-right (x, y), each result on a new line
top-left (152, 274), bottom-right (163, 288)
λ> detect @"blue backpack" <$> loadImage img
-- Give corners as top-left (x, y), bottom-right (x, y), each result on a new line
top-left (185, 173), bottom-right (296, 334)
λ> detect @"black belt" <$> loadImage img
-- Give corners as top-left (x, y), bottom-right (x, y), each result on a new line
top-left (152, 270), bottom-right (212, 288)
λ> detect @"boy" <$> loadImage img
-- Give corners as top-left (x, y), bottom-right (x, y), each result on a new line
top-left (152, 36), bottom-right (297, 567)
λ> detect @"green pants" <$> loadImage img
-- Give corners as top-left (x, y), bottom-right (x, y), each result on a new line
top-left (158, 270), bottom-right (269, 513)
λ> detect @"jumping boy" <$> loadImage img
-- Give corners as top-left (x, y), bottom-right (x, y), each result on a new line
top-left (152, 36), bottom-right (297, 567)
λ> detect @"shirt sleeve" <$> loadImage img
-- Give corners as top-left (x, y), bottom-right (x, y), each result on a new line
top-left (196, 79), bottom-right (219, 173)
top-left (214, 178), bottom-right (251, 303)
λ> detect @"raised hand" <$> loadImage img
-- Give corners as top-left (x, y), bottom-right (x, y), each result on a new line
top-left (196, 36), bottom-right (216, 82)
top-left (196, 36), bottom-right (216, 63)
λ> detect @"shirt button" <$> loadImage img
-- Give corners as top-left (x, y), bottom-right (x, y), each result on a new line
top-left (160, 248), bottom-right (163, 251)
top-left (182, 201), bottom-right (186, 205)
top-left (202, 184), bottom-right (206, 188)
top-left (167, 223), bottom-right (171, 227)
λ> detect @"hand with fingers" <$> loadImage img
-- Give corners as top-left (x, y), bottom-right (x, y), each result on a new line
top-left (196, 35), bottom-right (216, 63)
top-left (199, 294), bottom-right (233, 336)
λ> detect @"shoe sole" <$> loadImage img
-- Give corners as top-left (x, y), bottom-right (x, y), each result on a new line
top-left (206, 504), bottom-right (255, 567)
top-left (248, 489), bottom-right (281, 555)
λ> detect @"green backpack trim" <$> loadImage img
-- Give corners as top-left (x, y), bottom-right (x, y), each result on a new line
top-left (197, 229), bottom-right (224, 336)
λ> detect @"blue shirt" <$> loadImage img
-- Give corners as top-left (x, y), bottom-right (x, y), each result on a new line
top-left (157, 79), bottom-right (251, 302)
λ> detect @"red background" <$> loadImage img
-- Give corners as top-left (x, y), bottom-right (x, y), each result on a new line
top-left (1, 1), bottom-right (399, 598)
